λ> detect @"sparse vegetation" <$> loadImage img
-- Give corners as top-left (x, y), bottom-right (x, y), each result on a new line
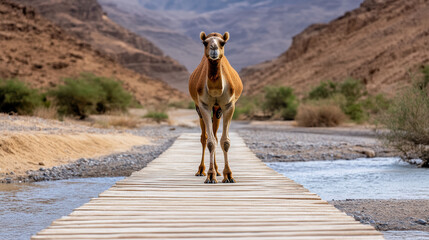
top-left (263, 86), bottom-right (298, 120)
top-left (379, 67), bottom-right (429, 167)
top-left (233, 96), bottom-right (261, 120)
top-left (296, 103), bottom-right (346, 127)
top-left (0, 79), bottom-right (43, 114)
top-left (308, 80), bottom-right (338, 100)
top-left (144, 110), bottom-right (169, 123)
top-left (50, 74), bottom-right (132, 119)
top-left (168, 100), bottom-right (196, 109)
top-left (307, 78), bottom-right (381, 123)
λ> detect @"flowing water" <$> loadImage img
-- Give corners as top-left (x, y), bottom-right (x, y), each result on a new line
top-left (0, 177), bottom-right (123, 240)
top-left (267, 157), bottom-right (429, 240)
top-left (1, 158), bottom-right (429, 240)
top-left (267, 157), bottom-right (429, 200)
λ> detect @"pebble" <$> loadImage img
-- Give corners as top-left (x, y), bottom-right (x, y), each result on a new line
top-left (237, 124), bottom-right (395, 162)
top-left (416, 219), bottom-right (427, 225)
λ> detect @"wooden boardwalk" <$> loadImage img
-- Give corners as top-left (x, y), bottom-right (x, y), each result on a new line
top-left (32, 132), bottom-right (384, 240)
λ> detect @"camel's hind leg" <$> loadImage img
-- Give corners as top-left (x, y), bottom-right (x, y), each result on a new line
top-left (195, 118), bottom-right (207, 176)
top-left (212, 106), bottom-right (222, 176)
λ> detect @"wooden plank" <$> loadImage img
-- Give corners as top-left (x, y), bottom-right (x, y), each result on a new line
top-left (31, 132), bottom-right (384, 240)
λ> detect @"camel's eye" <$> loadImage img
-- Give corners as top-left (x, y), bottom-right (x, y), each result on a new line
top-left (220, 41), bottom-right (225, 47)
top-left (203, 41), bottom-right (208, 46)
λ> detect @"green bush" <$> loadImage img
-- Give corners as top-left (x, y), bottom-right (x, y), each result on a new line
top-left (308, 80), bottom-right (337, 100)
top-left (51, 74), bottom-right (132, 119)
top-left (92, 75), bottom-right (132, 113)
top-left (307, 78), bottom-right (369, 122)
top-left (362, 94), bottom-right (391, 116)
top-left (144, 110), bottom-right (168, 123)
top-left (379, 73), bottom-right (429, 167)
top-left (233, 96), bottom-right (260, 120)
top-left (0, 79), bottom-right (42, 114)
top-left (339, 78), bottom-right (367, 103)
top-left (263, 86), bottom-right (298, 120)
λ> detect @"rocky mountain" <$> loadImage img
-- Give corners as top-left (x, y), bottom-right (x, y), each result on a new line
top-left (0, 0), bottom-right (185, 105)
top-left (241, 0), bottom-right (429, 96)
top-left (13, 0), bottom-right (190, 92)
top-left (98, 0), bottom-right (361, 71)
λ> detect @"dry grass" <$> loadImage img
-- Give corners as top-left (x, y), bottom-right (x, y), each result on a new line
top-left (296, 104), bottom-right (346, 127)
top-left (32, 106), bottom-right (59, 119)
top-left (90, 114), bottom-right (143, 129)
top-left (0, 132), bottom-right (149, 175)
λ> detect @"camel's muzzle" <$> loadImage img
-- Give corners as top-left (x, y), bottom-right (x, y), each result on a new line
top-left (209, 49), bottom-right (219, 60)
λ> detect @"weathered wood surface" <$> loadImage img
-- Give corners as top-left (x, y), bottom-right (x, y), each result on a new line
top-left (32, 132), bottom-right (384, 239)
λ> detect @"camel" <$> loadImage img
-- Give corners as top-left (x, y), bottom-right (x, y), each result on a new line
top-left (189, 32), bottom-right (243, 184)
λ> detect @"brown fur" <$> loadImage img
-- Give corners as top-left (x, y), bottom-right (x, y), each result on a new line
top-left (189, 31), bottom-right (242, 183)
top-left (189, 56), bottom-right (242, 103)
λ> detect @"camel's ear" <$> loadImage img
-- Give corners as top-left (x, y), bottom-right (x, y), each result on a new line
top-left (223, 32), bottom-right (230, 42)
top-left (200, 31), bottom-right (206, 41)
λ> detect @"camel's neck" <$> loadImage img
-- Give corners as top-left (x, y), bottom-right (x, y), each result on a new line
top-left (206, 59), bottom-right (223, 97)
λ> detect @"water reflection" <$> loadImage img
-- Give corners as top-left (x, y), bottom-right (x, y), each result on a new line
top-left (0, 177), bottom-right (122, 240)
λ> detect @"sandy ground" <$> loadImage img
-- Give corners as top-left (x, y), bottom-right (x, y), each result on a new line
top-left (0, 114), bottom-right (149, 177)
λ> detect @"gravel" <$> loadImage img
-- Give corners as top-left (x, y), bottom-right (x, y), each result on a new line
top-left (235, 122), bottom-right (397, 162)
top-left (331, 199), bottom-right (429, 231)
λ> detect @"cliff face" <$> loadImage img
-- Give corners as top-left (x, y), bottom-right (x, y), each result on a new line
top-left (98, 0), bottom-right (361, 72)
top-left (0, 0), bottom-right (186, 105)
top-left (14, 0), bottom-right (190, 92)
top-left (240, 0), bottom-right (429, 96)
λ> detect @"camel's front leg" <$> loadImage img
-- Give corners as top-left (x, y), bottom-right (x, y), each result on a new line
top-left (199, 104), bottom-right (218, 184)
top-left (221, 104), bottom-right (235, 183)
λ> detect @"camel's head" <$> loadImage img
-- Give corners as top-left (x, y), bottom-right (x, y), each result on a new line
top-left (200, 31), bottom-right (229, 61)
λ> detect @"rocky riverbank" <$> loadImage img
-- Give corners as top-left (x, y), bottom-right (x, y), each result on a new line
top-left (235, 121), bottom-right (398, 162)
top-left (331, 199), bottom-right (429, 232)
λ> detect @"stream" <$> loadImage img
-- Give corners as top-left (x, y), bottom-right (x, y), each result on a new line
top-left (267, 157), bottom-right (429, 240)
top-left (0, 177), bottom-right (122, 240)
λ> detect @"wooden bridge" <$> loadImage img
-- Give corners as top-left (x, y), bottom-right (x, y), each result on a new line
top-left (32, 132), bottom-right (384, 239)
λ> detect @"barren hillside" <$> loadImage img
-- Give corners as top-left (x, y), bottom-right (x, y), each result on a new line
top-left (0, 0), bottom-right (186, 104)
top-left (98, 0), bottom-right (361, 71)
top-left (240, 0), bottom-right (429, 96)
top-left (14, 0), bottom-right (190, 92)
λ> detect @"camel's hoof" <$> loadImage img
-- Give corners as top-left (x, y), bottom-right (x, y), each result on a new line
top-left (222, 177), bottom-right (236, 183)
top-left (204, 178), bottom-right (218, 184)
top-left (216, 172), bottom-right (221, 176)
top-left (195, 172), bottom-right (206, 176)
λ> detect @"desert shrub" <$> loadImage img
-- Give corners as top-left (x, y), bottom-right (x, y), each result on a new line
top-left (51, 74), bottom-right (132, 119)
top-left (307, 78), bottom-right (369, 122)
top-left (144, 110), bottom-right (168, 123)
top-left (379, 72), bottom-right (429, 167)
top-left (362, 94), bottom-right (391, 117)
top-left (308, 80), bottom-right (338, 100)
top-left (91, 75), bottom-right (132, 113)
top-left (296, 103), bottom-right (346, 127)
top-left (339, 78), bottom-right (367, 103)
top-left (263, 86), bottom-right (298, 120)
top-left (0, 79), bottom-right (42, 114)
top-left (51, 77), bottom-right (104, 119)
top-left (233, 96), bottom-right (261, 120)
